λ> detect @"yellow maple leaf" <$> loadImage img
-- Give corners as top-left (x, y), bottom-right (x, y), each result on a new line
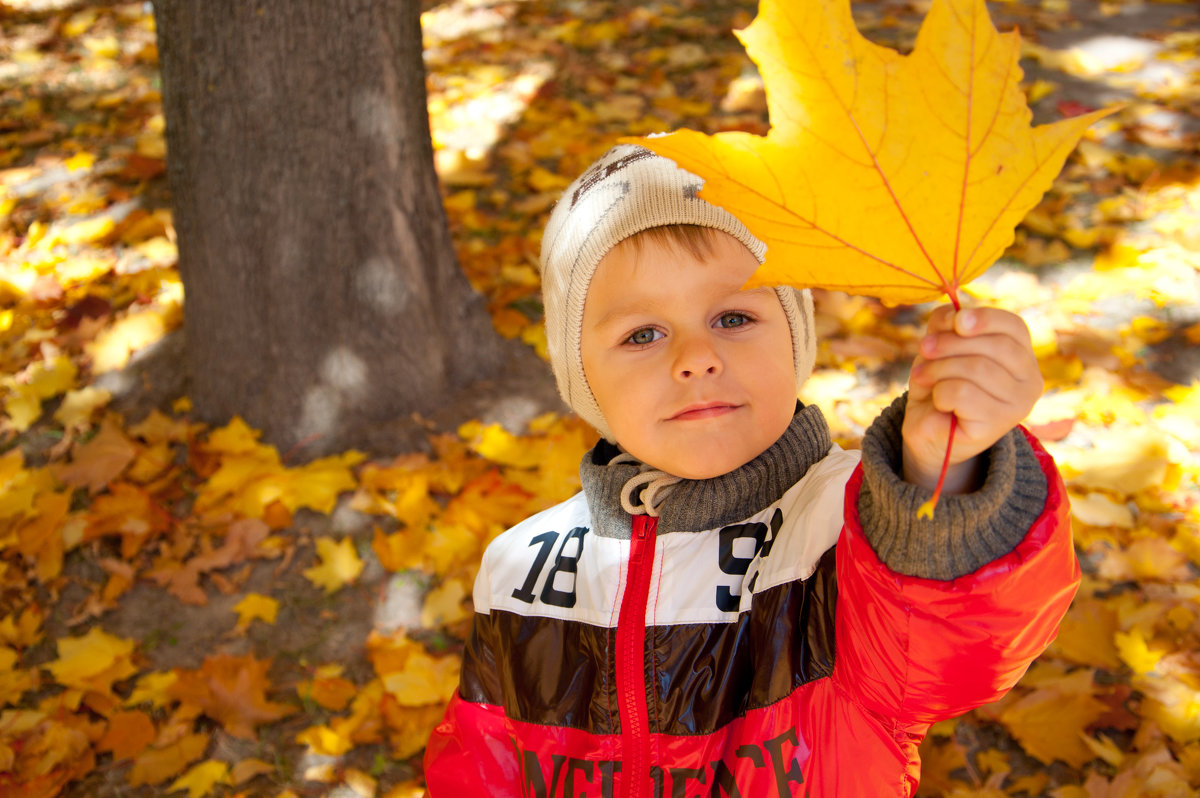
top-left (996, 669), bottom-right (1109, 768)
top-left (44, 626), bottom-right (137, 694)
top-left (127, 731), bottom-right (209, 787)
top-left (421, 578), bottom-right (470, 627)
top-left (276, 451), bottom-right (365, 514)
top-left (0, 645), bottom-right (38, 706)
top-left (296, 723), bottom-right (356, 756)
top-left (233, 593), bottom-right (279, 633)
top-left (3, 355), bottom-right (78, 431)
top-left (1134, 672), bottom-right (1200, 744)
top-left (380, 647), bottom-right (461, 707)
top-left (303, 536), bottom-right (365, 594)
top-left (1114, 626), bottom-right (1166, 675)
top-left (124, 670), bottom-right (179, 708)
top-left (626, 0), bottom-right (1114, 305)
top-left (52, 386), bottom-right (111, 430)
top-left (168, 759), bottom-right (230, 798)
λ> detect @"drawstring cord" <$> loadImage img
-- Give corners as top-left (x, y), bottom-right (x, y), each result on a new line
top-left (611, 452), bottom-right (682, 517)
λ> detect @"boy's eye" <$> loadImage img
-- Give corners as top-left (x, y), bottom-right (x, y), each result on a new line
top-left (626, 328), bottom-right (663, 345)
top-left (718, 312), bottom-right (750, 328)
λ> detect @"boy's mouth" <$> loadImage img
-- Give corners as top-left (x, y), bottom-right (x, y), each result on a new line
top-left (668, 402), bottom-right (739, 421)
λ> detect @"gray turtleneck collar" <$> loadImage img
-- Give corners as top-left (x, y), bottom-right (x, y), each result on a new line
top-left (578, 404), bottom-right (833, 539)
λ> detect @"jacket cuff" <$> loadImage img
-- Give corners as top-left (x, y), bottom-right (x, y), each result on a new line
top-left (857, 393), bottom-right (1049, 580)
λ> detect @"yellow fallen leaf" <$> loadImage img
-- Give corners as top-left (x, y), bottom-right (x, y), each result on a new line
top-left (460, 421), bottom-right (543, 468)
top-left (3, 355), bottom-right (78, 431)
top-left (1050, 597), bottom-right (1122, 670)
top-left (997, 669), bottom-right (1109, 767)
top-left (233, 593), bottom-right (279, 632)
top-left (45, 626), bottom-right (137, 693)
top-left (380, 648), bottom-right (461, 707)
top-left (128, 731), bottom-right (210, 787)
top-left (421, 578), bottom-right (470, 627)
top-left (296, 723), bottom-right (356, 756)
top-left (303, 537), bottom-right (364, 594)
top-left (1069, 491), bottom-right (1134, 528)
top-left (89, 306), bottom-right (177, 373)
top-left (125, 670), bottom-right (179, 708)
top-left (1114, 627), bottom-right (1167, 675)
top-left (1062, 428), bottom-right (1170, 495)
top-left (169, 759), bottom-right (230, 798)
top-left (52, 386), bottom-right (112, 430)
top-left (64, 151), bottom-right (95, 171)
top-left (1134, 673), bottom-right (1200, 743)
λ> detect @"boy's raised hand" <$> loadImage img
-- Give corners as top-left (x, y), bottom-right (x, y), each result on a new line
top-left (901, 305), bottom-right (1044, 495)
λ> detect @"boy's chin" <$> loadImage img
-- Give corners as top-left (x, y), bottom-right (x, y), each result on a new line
top-left (645, 450), bottom-right (761, 481)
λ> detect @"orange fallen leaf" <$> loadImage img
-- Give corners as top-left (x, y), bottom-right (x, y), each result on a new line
top-left (299, 664), bottom-right (357, 712)
top-left (230, 757), bottom-right (275, 785)
top-left (169, 653), bottom-right (294, 740)
top-left (96, 710), bottom-right (156, 761)
top-left (54, 416), bottom-right (138, 494)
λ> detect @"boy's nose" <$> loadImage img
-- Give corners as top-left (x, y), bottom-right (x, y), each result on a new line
top-left (673, 336), bottom-right (722, 380)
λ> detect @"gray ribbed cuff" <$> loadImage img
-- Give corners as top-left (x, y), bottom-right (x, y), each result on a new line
top-left (858, 394), bottom-right (1048, 580)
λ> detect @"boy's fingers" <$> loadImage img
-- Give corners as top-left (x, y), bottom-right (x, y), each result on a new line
top-left (913, 354), bottom-right (1013, 405)
top-left (918, 333), bottom-right (1035, 383)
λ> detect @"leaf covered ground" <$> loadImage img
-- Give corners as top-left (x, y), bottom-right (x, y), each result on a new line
top-left (1, 0), bottom-right (1199, 796)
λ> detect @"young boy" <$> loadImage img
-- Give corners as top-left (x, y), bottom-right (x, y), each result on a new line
top-left (424, 145), bottom-right (1078, 797)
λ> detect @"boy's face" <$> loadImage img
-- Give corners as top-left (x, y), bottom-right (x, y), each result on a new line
top-left (581, 231), bottom-right (797, 480)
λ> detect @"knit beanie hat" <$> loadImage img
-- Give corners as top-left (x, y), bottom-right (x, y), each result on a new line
top-left (539, 143), bottom-right (816, 442)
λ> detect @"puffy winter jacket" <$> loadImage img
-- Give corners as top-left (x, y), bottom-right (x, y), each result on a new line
top-left (424, 402), bottom-right (1077, 797)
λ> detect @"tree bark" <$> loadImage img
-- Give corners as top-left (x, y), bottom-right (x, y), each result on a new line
top-left (153, 0), bottom-right (504, 455)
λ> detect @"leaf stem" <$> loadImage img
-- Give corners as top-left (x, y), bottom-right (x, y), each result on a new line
top-left (918, 289), bottom-right (962, 520)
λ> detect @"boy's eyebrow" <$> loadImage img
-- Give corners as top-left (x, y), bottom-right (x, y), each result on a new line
top-left (591, 302), bottom-right (660, 330)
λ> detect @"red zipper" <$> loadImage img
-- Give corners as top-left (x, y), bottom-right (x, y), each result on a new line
top-left (616, 514), bottom-right (657, 798)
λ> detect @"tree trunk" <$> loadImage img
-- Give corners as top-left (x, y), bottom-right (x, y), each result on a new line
top-left (153, 0), bottom-right (504, 456)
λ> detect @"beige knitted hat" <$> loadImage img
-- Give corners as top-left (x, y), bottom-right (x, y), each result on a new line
top-left (539, 143), bottom-right (816, 442)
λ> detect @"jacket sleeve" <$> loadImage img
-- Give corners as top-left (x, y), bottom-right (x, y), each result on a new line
top-left (423, 558), bottom-right (524, 797)
top-left (832, 402), bottom-right (1079, 730)
top-left (423, 691), bottom-right (522, 797)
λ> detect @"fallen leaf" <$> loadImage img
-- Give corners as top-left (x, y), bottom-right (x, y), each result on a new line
top-left (96, 710), bottom-right (156, 761)
top-left (44, 626), bottom-right (138, 695)
top-left (168, 759), bottom-right (229, 798)
top-left (127, 731), bottom-right (209, 787)
top-left (233, 593), bottom-right (279, 633)
top-left (168, 654), bottom-right (294, 739)
top-left (54, 416), bottom-right (138, 494)
top-left (303, 537), bottom-right (364, 594)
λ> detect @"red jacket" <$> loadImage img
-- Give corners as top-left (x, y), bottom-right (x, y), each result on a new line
top-left (424, 417), bottom-right (1077, 797)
